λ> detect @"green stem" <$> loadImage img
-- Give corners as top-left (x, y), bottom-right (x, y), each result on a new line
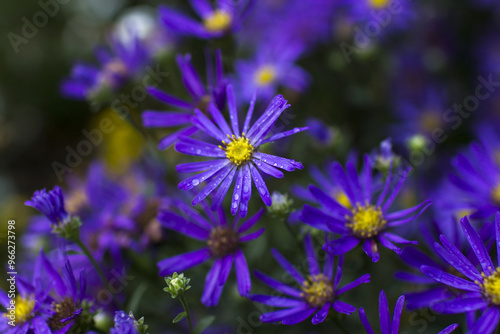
top-left (179, 295), bottom-right (193, 333)
top-left (74, 238), bottom-right (122, 308)
top-left (281, 217), bottom-right (302, 248)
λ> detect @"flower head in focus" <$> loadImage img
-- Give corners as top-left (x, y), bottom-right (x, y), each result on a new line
top-left (25, 186), bottom-right (69, 225)
top-left (175, 84), bottom-right (307, 217)
top-left (300, 157), bottom-right (430, 262)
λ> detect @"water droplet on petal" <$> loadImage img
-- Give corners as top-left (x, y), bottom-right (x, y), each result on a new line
top-left (192, 179), bottom-right (200, 186)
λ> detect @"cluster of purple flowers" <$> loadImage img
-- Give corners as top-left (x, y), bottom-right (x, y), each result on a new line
top-left (10, 0), bottom-right (500, 332)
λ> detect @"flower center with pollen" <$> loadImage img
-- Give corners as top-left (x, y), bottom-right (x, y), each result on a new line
top-left (220, 134), bottom-right (254, 166)
top-left (492, 182), bottom-right (500, 206)
top-left (204, 10), bottom-right (232, 33)
top-left (333, 190), bottom-right (351, 209)
top-left (4, 295), bottom-right (35, 324)
top-left (301, 274), bottom-right (334, 308)
top-left (369, 0), bottom-right (390, 8)
top-left (48, 296), bottom-right (78, 330)
top-left (207, 226), bottom-right (239, 257)
top-left (480, 268), bottom-right (500, 305)
top-left (254, 65), bottom-right (276, 87)
top-left (347, 204), bottom-right (387, 238)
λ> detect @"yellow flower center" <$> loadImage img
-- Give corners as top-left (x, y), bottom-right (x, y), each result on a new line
top-left (219, 134), bottom-right (254, 166)
top-left (333, 190), bottom-right (351, 209)
top-left (347, 204), bottom-right (387, 238)
top-left (369, 0), bottom-right (390, 8)
top-left (454, 208), bottom-right (473, 222)
top-left (301, 274), bottom-right (334, 308)
top-left (204, 10), bottom-right (232, 33)
top-left (254, 65), bottom-right (277, 87)
top-left (3, 295), bottom-right (35, 324)
top-left (480, 268), bottom-right (500, 305)
top-left (492, 183), bottom-right (500, 206)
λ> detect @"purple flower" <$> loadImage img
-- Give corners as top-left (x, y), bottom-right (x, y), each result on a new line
top-left (142, 50), bottom-right (227, 149)
top-left (359, 290), bottom-right (458, 334)
top-left (250, 235), bottom-right (370, 325)
top-left (60, 33), bottom-right (150, 100)
top-left (157, 201), bottom-right (265, 307)
top-left (110, 311), bottom-right (139, 334)
top-left (442, 141), bottom-right (500, 219)
top-left (300, 157), bottom-right (430, 262)
top-left (235, 38), bottom-right (310, 102)
top-left (175, 84), bottom-right (307, 217)
top-left (159, 0), bottom-right (253, 39)
top-left (420, 213), bottom-right (500, 334)
top-left (25, 186), bottom-right (69, 225)
top-left (0, 248), bottom-right (91, 334)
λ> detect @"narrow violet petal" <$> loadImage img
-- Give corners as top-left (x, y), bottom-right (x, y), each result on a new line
top-left (226, 85), bottom-right (240, 136)
top-left (239, 164), bottom-right (252, 218)
top-left (237, 208), bottom-right (265, 233)
top-left (211, 167), bottom-right (236, 210)
top-left (379, 290), bottom-right (390, 334)
top-left (239, 228), bottom-right (264, 242)
top-left (158, 248), bottom-right (211, 275)
top-left (359, 308), bottom-right (375, 334)
top-left (470, 307), bottom-right (500, 334)
top-left (332, 300), bottom-right (356, 315)
top-left (192, 163), bottom-right (234, 205)
top-left (391, 295), bottom-right (405, 334)
top-left (282, 307), bottom-right (317, 325)
top-left (323, 236), bottom-right (360, 255)
top-left (461, 216), bottom-right (494, 276)
top-left (420, 265), bottom-right (481, 292)
top-left (259, 127), bottom-right (309, 145)
top-left (271, 248), bottom-right (305, 283)
top-left (312, 303), bottom-right (331, 325)
top-left (235, 250), bottom-right (251, 296)
top-left (231, 168), bottom-right (244, 215)
top-left (254, 270), bottom-right (302, 298)
top-left (337, 274), bottom-right (370, 296)
top-left (249, 164), bottom-right (272, 206)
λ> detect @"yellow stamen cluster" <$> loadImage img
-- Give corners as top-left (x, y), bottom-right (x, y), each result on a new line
top-left (454, 208), bottom-right (473, 222)
top-left (369, 0), bottom-right (390, 9)
top-left (254, 65), bottom-right (277, 87)
top-left (492, 183), bottom-right (500, 205)
top-left (204, 10), bottom-right (232, 32)
top-left (333, 190), bottom-right (352, 209)
top-left (347, 204), bottom-right (387, 238)
top-left (219, 134), bottom-right (254, 166)
top-left (3, 295), bottom-right (35, 324)
top-left (479, 268), bottom-right (500, 305)
top-left (301, 274), bottom-right (334, 308)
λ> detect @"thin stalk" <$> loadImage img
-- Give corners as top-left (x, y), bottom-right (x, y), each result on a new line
top-left (179, 294), bottom-right (193, 333)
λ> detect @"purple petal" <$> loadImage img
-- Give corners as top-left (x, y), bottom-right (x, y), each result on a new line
top-left (438, 324), bottom-right (459, 334)
top-left (158, 248), bottom-right (211, 275)
top-left (436, 236), bottom-right (482, 282)
top-left (242, 92), bottom-right (256, 134)
top-left (175, 136), bottom-right (226, 158)
top-left (147, 86), bottom-right (192, 109)
top-left (312, 303), bottom-right (331, 325)
top-left (259, 127), bottom-right (309, 145)
top-left (253, 152), bottom-right (303, 172)
top-left (239, 164), bottom-right (252, 218)
top-left (378, 234), bottom-right (401, 255)
top-left (470, 307), bottom-right (500, 334)
top-left (249, 294), bottom-right (305, 307)
top-left (323, 236), bottom-right (360, 255)
top-left (420, 265), bottom-right (481, 292)
top-left (300, 204), bottom-right (346, 233)
top-left (461, 216), bottom-right (494, 276)
top-left (282, 307), bottom-right (317, 325)
top-left (431, 297), bottom-right (488, 314)
top-left (192, 164), bottom-right (234, 205)
top-left (255, 161), bottom-right (284, 178)
top-left (226, 85), bottom-right (240, 136)
top-left (142, 111), bottom-right (192, 128)
top-left (332, 300), bottom-right (356, 314)
top-left (178, 161), bottom-right (229, 191)
top-left (230, 168), bottom-right (244, 215)
top-left (359, 308), bottom-right (375, 334)
top-left (271, 248), bottom-right (305, 283)
top-left (201, 259), bottom-right (222, 306)
top-left (309, 185), bottom-right (351, 216)
top-left (193, 109), bottom-right (226, 142)
top-left (218, 255), bottom-right (234, 285)
top-left (237, 208), bottom-right (265, 233)
top-left (207, 101), bottom-right (231, 135)
top-left (337, 274), bottom-right (370, 296)
top-left (391, 295), bottom-right (405, 334)
top-left (379, 290), bottom-right (390, 334)
top-left (239, 228), bottom-right (264, 242)
top-left (211, 167), bottom-right (237, 210)
top-left (176, 159), bottom-right (229, 173)
top-left (304, 235), bottom-right (321, 276)
top-left (249, 164), bottom-right (272, 206)
top-left (158, 126), bottom-right (198, 150)
top-left (260, 305), bottom-right (311, 323)
top-left (158, 211), bottom-right (210, 240)
top-left (254, 270), bottom-right (302, 298)
top-left (235, 250), bottom-right (251, 296)
top-left (362, 238), bottom-right (380, 262)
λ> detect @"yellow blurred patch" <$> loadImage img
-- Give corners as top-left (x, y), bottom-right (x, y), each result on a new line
top-left (92, 109), bottom-right (145, 174)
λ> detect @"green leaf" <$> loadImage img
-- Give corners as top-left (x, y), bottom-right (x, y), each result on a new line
top-left (194, 315), bottom-right (216, 334)
top-left (172, 312), bottom-right (187, 323)
top-left (126, 282), bottom-right (148, 315)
